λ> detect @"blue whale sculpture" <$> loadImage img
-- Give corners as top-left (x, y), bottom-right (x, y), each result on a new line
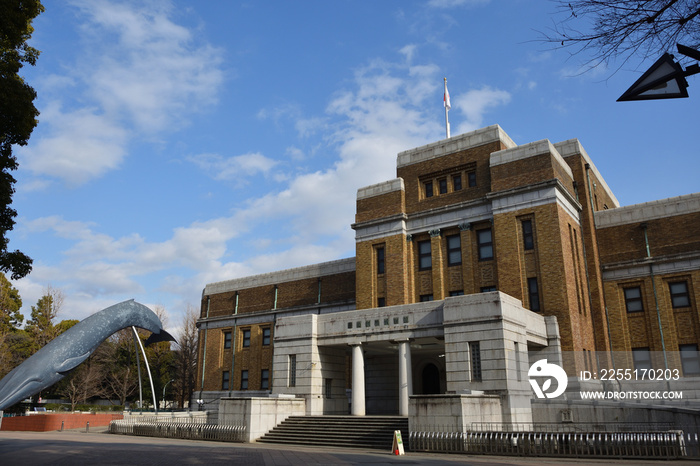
top-left (0, 299), bottom-right (175, 411)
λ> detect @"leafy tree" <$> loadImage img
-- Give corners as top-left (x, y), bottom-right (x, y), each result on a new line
top-left (0, 271), bottom-right (22, 333)
top-left (26, 285), bottom-right (64, 349)
top-left (543, 1), bottom-right (700, 70)
top-left (173, 304), bottom-right (198, 408)
top-left (0, 0), bottom-right (43, 279)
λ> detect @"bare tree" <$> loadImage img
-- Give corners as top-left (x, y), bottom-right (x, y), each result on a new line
top-left (26, 285), bottom-right (64, 348)
top-left (543, 1), bottom-right (700, 71)
top-left (173, 304), bottom-right (198, 408)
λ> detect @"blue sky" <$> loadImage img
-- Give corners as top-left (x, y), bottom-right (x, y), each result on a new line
top-left (9, 0), bottom-right (700, 333)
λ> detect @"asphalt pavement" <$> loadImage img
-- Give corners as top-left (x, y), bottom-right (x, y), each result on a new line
top-left (1, 428), bottom-right (699, 466)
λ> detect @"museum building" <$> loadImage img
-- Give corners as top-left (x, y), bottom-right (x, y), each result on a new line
top-left (195, 125), bottom-right (700, 423)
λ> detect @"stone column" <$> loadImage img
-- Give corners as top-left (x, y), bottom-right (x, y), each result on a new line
top-left (350, 343), bottom-right (365, 415)
top-left (397, 339), bottom-right (413, 416)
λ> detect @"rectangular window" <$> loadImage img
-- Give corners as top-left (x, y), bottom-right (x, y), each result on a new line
top-left (420, 294), bottom-right (434, 302)
top-left (453, 174), bottom-right (462, 191)
top-left (467, 171), bottom-right (477, 187)
top-left (480, 286), bottom-right (497, 292)
top-left (680, 344), bottom-right (700, 376)
top-left (447, 234), bottom-right (462, 266)
top-left (438, 178), bottom-right (448, 194)
top-left (449, 290), bottom-right (464, 296)
top-left (288, 355), bottom-right (296, 387)
top-left (424, 181), bottom-right (433, 198)
top-left (223, 331), bottom-right (232, 349)
top-left (222, 371), bottom-right (230, 390)
top-left (242, 329), bottom-right (251, 348)
top-left (522, 219), bottom-right (534, 250)
top-left (669, 281), bottom-right (690, 308)
top-left (470, 342), bottom-right (482, 381)
top-left (632, 347), bottom-right (652, 372)
top-left (262, 327), bottom-right (271, 346)
top-left (477, 228), bottom-right (493, 261)
top-left (624, 287), bottom-right (644, 313)
top-left (376, 246), bottom-right (385, 274)
top-left (261, 369), bottom-right (270, 390)
top-left (418, 240), bottom-right (432, 270)
top-left (324, 378), bottom-right (332, 398)
top-left (240, 370), bottom-right (249, 390)
top-left (528, 277), bottom-right (541, 312)
top-left (377, 297), bottom-right (386, 307)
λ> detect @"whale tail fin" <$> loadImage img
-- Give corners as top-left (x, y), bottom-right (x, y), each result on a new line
top-left (145, 329), bottom-right (177, 346)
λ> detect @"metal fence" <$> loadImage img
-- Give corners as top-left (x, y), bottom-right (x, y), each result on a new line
top-left (109, 421), bottom-right (246, 443)
top-left (408, 430), bottom-right (700, 459)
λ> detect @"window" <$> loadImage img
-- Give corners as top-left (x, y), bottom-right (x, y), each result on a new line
top-left (447, 234), bottom-right (462, 266)
top-left (528, 277), bottom-right (541, 312)
top-left (376, 246), bottom-right (385, 274)
top-left (481, 286), bottom-right (497, 292)
top-left (453, 174), bottom-right (462, 191)
top-left (325, 378), bottom-right (332, 398)
top-left (467, 171), bottom-right (477, 187)
top-left (222, 371), bottom-right (230, 390)
top-left (680, 344), bottom-right (700, 376)
top-left (438, 178), bottom-right (448, 194)
top-left (624, 287), bottom-right (644, 313)
top-left (470, 342), bottom-right (482, 381)
top-left (477, 228), bottom-right (493, 260)
top-left (418, 240), bottom-right (432, 270)
top-left (669, 281), bottom-right (690, 308)
top-left (288, 355), bottom-right (296, 387)
top-left (522, 219), bottom-right (534, 250)
top-left (420, 294), bottom-right (434, 302)
top-left (424, 181), bottom-right (433, 198)
top-left (377, 297), bottom-right (386, 307)
top-left (242, 329), bottom-right (251, 347)
top-left (632, 347), bottom-right (652, 371)
top-left (223, 331), bottom-right (232, 349)
top-left (261, 369), bottom-right (270, 390)
top-left (449, 290), bottom-right (464, 296)
top-left (262, 327), bottom-right (271, 346)
top-left (240, 370), bottom-right (249, 389)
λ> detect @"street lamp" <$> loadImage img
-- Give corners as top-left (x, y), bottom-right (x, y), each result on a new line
top-left (618, 44), bottom-right (700, 101)
top-left (162, 379), bottom-right (174, 410)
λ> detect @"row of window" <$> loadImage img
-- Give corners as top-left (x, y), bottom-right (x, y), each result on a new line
top-left (633, 344), bottom-right (700, 376)
top-left (423, 170), bottom-right (477, 200)
top-left (223, 327), bottom-right (271, 350)
top-left (222, 368), bottom-right (270, 390)
top-left (623, 280), bottom-right (692, 313)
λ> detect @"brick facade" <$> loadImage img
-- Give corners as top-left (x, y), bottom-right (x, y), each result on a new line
top-left (196, 124), bottom-right (700, 395)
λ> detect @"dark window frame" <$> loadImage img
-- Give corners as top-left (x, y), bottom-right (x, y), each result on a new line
top-left (424, 181), bottom-right (433, 198)
top-left (452, 174), bottom-right (462, 191)
top-left (261, 369), bottom-right (270, 390)
top-left (522, 219), bottom-right (534, 251)
top-left (262, 327), bottom-right (271, 346)
top-left (669, 281), bottom-right (690, 308)
top-left (240, 370), bottom-right (249, 390)
top-left (376, 246), bottom-right (385, 274)
top-left (242, 329), bottom-right (251, 348)
top-left (477, 228), bottom-right (493, 261)
top-left (418, 240), bottom-right (432, 271)
top-left (447, 234), bottom-right (462, 266)
top-left (223, 331), bottom-right (232, 349)
top-left (467, 171), bottom-right (477, 187)
top-left (624, 286), bottom-right (644, 313)
top-left (680, 344), bottom-right (700, 376)
top-left (222, 370), bottom-right (230, 390)
top-left (438, 178), bottom-right (448, 194)
top-left (528, 277), bottom-right (541, 312)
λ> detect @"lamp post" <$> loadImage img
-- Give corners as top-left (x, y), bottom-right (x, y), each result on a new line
top-left (618, 44), bottom-right (700, 101)
top-left (162, 379), bottom-right (174, 411)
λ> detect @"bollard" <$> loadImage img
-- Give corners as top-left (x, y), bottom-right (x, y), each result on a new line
top-left (86, 421), bottom-right (89, 433)
top-left (60, 420), bottom-right (64, 431)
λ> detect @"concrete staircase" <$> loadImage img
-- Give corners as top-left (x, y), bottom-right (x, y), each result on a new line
top-left (257, 415), bottom-right (409, 450)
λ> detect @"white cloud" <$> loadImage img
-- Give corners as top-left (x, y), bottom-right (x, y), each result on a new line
top-left (454, 86), bottom-right (511, 133)
top-left (20, 0), bottom-right (224, 186)
top-left (189, 152), bottom-right (278, 183)
top-left (427, 0), bottom-right (490, 8)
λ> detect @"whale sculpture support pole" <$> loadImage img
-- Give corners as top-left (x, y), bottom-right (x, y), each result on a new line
top-left (0, 299), bottom-right (175, 412)
top-left (132, 326), bottom-right (158, 413)
top-left (133, 330), bottom-right (144, 411)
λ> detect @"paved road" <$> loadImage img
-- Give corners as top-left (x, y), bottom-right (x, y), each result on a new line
top-left (1, 429), bottom-right (699, 466)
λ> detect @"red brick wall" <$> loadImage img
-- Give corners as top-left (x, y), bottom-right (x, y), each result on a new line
top-left (1, 413), bottom-right (123, 431)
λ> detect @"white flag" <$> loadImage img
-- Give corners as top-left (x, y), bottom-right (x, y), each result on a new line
top-left (443, 83), bottom-right (451, 110)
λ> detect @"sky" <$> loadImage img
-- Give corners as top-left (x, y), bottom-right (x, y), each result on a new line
top-left (9, 0), bottom-right (700, 335)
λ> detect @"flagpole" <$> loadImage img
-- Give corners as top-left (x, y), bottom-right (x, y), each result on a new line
top-left (443, 77), bottom-right (451, 138)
